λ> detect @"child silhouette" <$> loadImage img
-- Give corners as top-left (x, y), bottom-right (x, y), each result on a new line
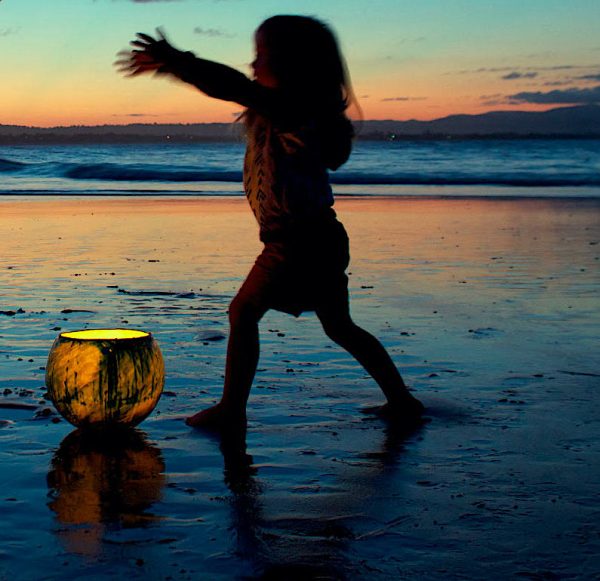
top-left (116, 15), bottom-right (424, 430)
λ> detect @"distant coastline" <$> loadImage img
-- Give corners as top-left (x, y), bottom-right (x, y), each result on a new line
top-left (1, 105), bottom-right (599, 144)
top-left (1, 133), bottom-right (599, 146)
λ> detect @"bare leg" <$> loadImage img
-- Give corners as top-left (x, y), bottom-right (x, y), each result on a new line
top-left (317, 305), bottom-right (424, 419)
top-left (186, 291), bottom-right (268, 430)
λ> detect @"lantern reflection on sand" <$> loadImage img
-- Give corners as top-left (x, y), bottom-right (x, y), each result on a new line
top-left (47, 428), bottom-right (166, 556)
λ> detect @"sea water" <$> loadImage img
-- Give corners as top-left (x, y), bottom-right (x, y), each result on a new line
top-left (1, 139), bottom-right (600, 198)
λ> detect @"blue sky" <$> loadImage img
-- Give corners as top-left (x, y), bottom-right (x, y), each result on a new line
top-left (1, 0), bottom-right (599, 126)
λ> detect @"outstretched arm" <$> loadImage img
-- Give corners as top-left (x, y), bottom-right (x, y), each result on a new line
top-left (115, 29), bottom-right (270, 110)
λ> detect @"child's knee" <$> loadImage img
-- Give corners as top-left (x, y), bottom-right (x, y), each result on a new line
top-left (320, 315), bottom-right (354, 344)
top-left (228, 293), bottom-right (261, 327)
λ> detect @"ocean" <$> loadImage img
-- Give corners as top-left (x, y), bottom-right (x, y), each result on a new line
top-left (1, 138), bottom-right (600, 198)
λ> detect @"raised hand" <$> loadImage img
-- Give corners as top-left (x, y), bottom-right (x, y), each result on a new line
top-left (115, 28), bottom-right (179, 77)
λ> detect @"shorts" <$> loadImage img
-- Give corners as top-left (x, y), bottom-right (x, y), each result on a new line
top-left (236, 218), bottom-right (350, 317)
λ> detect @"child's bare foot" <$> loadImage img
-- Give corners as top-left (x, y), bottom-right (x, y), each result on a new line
top-left (362, 392), bottom-right (425, 421)
top-left (185, 402), bottom-right (246, 431)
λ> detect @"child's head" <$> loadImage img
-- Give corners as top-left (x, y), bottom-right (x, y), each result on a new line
top-left (252, 15), bottom-right (353, 114)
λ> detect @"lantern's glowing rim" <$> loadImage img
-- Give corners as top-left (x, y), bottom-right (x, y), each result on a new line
top-left (60, 329), bottom-right (150, 341)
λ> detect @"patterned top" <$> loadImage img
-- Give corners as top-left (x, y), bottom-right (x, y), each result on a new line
top-left (243, 115), bottom-right (334, 240)
top-left (167, 50), bottom-right (348, 240)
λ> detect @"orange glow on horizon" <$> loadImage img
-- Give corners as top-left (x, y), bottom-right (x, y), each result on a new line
top-left (2, 94), bottom-right (561, 128)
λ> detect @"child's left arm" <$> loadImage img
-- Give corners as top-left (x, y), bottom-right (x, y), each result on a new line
top-left (116, 30), bottom-right (276, 111)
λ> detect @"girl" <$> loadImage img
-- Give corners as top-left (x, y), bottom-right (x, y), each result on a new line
top-left (117, 15), bottom-right (424, 430)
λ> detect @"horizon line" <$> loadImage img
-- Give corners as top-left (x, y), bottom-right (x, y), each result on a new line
top-left (3, 104), bottom-right (598, 130)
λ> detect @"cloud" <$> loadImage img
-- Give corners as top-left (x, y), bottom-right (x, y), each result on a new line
top-left (508, 84), bottom-right (600, 104)
top-left (456, 66), bottom-right (513, 74)
top-left (112, 113), bottom-right (162, 118)
top-left (479, 94), bottom-right (508, 106)
top-left (125, 0), bottom-right (239, 2)
top-left (193, 27), bottom-right (232, 38)
top-left (543, 80), bottom-right (574, 87)
top-left (396, 36), bottom-right (426, 45)
top-left (456, 64), bottom-right (599, 75)
top-left (576, 73), bottom-right (600, 82)
top-left (541, 65), bottom-right (582, 71)
top-left (381, 96), bottom-right (427, 102)
top-left (0, 27), bottom-right (20, 37)
top-left (501, 71), bottom-right (538, 80)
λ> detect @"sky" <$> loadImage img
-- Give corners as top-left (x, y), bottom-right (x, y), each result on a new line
top-left (1, 0), bottom-right (600, 127)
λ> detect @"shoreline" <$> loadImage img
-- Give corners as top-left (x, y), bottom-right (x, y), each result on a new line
top-left (3, 190), bottom-right (600, 207)
top-left (2, 190), bottom-right (600, 203)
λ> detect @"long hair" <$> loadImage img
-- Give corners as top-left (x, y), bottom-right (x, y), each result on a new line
top-left (256, 15), bottom-right (354, 115)
top-left (248, 15), bottom-right (356, 169)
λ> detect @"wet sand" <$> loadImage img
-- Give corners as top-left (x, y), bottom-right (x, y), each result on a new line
top-left (1, 195), bottom-right (599, 579)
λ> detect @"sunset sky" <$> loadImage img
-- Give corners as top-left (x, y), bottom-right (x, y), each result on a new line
top-left (1, 0), bottom-right (599, 127)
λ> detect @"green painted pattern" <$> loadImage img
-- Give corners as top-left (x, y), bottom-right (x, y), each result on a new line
top-left (46, 333), bottom-right (165, 427)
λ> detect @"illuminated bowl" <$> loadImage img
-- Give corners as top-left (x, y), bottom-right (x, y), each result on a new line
top-left (45, 329), bottom-right (165, 427)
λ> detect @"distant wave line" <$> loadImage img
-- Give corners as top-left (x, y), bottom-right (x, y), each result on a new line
top-left (2, 157), bottom-right (600, 187)
top-left (0, 157), bottom-right (26, 171)
top-left (65, 163), bottom-right (241, 183)
top-left (55, 163), bottom-right (600, 187)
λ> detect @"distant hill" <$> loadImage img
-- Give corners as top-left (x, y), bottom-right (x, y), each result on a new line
top-left (0, 122), bottom-right (242, 144)
top-left (1, 105), bottom-right (599, 143)
top-left (360, 104), bottom-right (600, 139)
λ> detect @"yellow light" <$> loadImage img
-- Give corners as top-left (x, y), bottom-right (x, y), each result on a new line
top-left (61, 329), bottom-right (149, 340)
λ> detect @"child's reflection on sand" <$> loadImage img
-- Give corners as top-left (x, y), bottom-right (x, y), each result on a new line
top-left (214, 418), bottom-right (426, 579)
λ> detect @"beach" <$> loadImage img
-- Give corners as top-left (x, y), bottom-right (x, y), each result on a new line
top-left (1, 195), bottom-right (599, 579)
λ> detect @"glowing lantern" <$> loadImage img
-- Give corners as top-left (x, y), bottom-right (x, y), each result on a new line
top-left (45, 329), bottom-right (164, 427)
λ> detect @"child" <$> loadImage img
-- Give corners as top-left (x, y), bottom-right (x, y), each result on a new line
top-left (117, 15), bottom-right (424, 430)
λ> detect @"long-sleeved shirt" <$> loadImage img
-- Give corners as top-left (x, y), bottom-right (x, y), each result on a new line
top-left (165, 50), bottom-right (352, 241)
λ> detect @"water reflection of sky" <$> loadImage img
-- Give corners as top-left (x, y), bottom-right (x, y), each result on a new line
top-left (0, 197), bottom-right (598, 578)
